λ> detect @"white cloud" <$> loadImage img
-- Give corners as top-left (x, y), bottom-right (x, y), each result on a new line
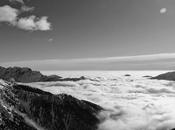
top-left (160, 8), bottom-right (167, 14)
top-left (35, 16), bottom-right (51, 31)
top-left (17, 15), bottom-right (37, 30)
top-left (17, 15), bottom-right (51, 31)
top-left (0, 4), bottom-right (51, 31)
top-left (0, 5), bottom-right (18, 24)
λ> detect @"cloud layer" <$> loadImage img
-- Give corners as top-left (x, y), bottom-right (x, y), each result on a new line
top-left (0, 1), bottom-right (51, 31)
top-left (27, 71), bottom-right (175, 130)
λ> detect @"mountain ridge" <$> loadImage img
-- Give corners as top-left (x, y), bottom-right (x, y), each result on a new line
top-left (0, 79), bottom-right (102, 130)
top-left (0, 66), bottom-right (86, 83)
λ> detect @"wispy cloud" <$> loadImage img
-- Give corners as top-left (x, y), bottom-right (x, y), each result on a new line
top-left (21, 5), bottom-right (34, 12)
top-left (1, 53), bottom-right (175, 70)
top-left (51, 53), bottom-right (175, 63)
top-left (8, 0), bottom-right (24, 4)
top-left (0, 1), bottom-right (51, 31)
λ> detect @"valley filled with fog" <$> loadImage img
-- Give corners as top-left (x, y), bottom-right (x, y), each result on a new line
top-left (25, 71), bottom-right (175, 130)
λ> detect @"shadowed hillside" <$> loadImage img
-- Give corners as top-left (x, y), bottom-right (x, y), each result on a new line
top-left (151, 71), bottom-right (175, 81)
top-left (0, 80), bottom-right (102, 130)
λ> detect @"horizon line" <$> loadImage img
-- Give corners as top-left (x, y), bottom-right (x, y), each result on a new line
top-left (1, 52), bottom-right (175, 64)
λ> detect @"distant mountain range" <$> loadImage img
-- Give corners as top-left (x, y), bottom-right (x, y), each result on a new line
top-left (0, 66), bottom-right (86, 83)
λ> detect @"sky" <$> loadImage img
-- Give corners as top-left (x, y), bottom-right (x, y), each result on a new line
top-left (1, 0), bottom-right (175, 70)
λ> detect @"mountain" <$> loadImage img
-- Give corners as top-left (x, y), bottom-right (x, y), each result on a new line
top-left (0, 66), bottom-right (86, 83)
top-left (151, 71), bottom-right (175, 81)
top-left (0, 79), bottom-right (102, 130)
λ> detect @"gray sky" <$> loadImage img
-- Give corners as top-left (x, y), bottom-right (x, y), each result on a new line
top-left (1, 0), bottom-right (175, 70)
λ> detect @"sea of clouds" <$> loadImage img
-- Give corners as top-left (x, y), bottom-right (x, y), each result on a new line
top-left (28, 71), bottom-right (175, 130)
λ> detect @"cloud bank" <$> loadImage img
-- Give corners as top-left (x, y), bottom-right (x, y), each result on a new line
top-left (27, 71), bottom-right (175, 130)
top-left (0, 1), bottom-right (51, 31)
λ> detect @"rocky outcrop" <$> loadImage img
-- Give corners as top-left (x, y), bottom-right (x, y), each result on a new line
top-left (0, 80), bottom-right (102, 130)
top-left (151, 71), bottom-right (175, 81)
top-left (143, 75), bottom-right (152, 78)
top-left (124, 74), bottom-right (131, 77)
top-left (58, 76), bottom-right (86, 82)
top-left (0, 66), bottom-right (86, 83)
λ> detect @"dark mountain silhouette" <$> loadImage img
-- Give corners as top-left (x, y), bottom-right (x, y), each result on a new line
top-left (0, 80), bottom-right (102, 130)
top-left (0, 66), bottom-right (86, 83)
top-left (151, 71), bottom-right (175, 81)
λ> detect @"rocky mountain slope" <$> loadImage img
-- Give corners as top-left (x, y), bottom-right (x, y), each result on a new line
top-left (0, 79), bottom-right (102, 130)
top-left (0, 66), bottom-right (86, 83)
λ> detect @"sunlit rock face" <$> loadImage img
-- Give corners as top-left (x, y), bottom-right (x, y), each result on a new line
top-left (0, 80), bottom-right (102, 130)
top-left (152, 71), bottom-right (175, 81)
